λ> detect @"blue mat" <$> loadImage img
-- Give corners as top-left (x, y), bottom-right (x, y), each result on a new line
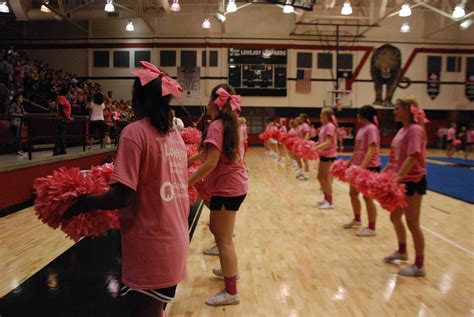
top-left (428, 157), bottom-right (474, 167)
top-left (338, 155), bottom-right (474, 203)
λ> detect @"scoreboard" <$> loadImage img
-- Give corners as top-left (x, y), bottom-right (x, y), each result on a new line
top-left (228, 48), bottom-right (287, 96)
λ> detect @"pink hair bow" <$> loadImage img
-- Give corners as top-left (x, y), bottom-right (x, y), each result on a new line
top-left (213, 87), bottom-right (241, 112)
top-left (410, 105), bottom-right (430, 124)
top-left (131, 61), bottom-right (182, 98)
top-left (331, 115), bottom-right (338, 126)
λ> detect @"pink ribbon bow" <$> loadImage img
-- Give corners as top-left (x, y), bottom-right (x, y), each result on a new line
top-left (331, 115), bottom-right (338, 126)
top-left (131, 61), bottom-right (183, 98)
top-left (410, 105), bottom-right (430, 124)
top-left (213, 87), bottom-right (241, 112)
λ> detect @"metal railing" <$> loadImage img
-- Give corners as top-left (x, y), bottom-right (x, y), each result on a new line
top-left (0, 113), bottom-right (117, 160)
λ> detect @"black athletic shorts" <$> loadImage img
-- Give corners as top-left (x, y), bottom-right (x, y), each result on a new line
top-left (367, 166), bottom-right (381, 173)
top-left (90, 120), bottom-right (106, 136)
top-left (320, 156), bottom-right (336, 162)
top-left (402, 175), bottom-right (427, 196)
top-left (210, 194), bottom-right (247, 211)
top-left (121, 284), bottom-right (177, 303)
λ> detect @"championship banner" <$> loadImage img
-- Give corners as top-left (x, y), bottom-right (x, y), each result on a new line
top-left (177, 67), bottom-right (201, 98)
top-left (466, 72), bottom-right (474, 102)
top-left (427, 72), bottom-right (440, 100)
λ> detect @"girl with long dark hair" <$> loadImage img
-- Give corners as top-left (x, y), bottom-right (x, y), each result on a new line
top-left (189, 83), bottom-right (248, 306)
top-left (66, 62), bottom-right (190, 316)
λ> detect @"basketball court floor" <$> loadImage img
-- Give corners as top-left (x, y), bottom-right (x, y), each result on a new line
top-left (1, 148), bottom-right (473, 316)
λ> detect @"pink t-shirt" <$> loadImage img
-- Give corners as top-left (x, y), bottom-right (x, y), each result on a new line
top-left (352, 123), bottom-right (381, 168)
top-left (447, 128), bottom-right (456, 141)
top-left (279, 125), bottom-right (287, 133)
top-left (110, 118), bottom-right (190, 289)
top-left (467, 130), bottom-right (474, 143)
top-left (297, 123), bottom-right (310, 139)
top-left (318, 122), bottom-right (338, 158)
top-left (388, 124), bottom-right (426, 183)
top-left (239, 124), bottom-right (248, 142)
top-left (204, 119), bottom-right (248, 197)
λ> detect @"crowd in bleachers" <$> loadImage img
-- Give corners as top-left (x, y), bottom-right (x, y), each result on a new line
top-left (0, 47), bottom-right (135, 155)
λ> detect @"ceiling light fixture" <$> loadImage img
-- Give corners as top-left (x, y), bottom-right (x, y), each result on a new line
top-left (400, 21), bottom-right (410, 33)
top-left (170, 0), bottom-right (180, 12)
top-left (126, 20), bottom-right (134, 32)
top-left (341, 1), bottom-right (352, 15)
top-left (41, 1), bottom-right (51, 13)
top-left (399, 4), bottom-right (411, 17)
top-left (202, 18), bottom-right (211, 29)
top-left (215, 11), bottom-right (227, 23)
top-left (460, 18), bottom-right (472, 29)
top-left (283, 0), bottom-right (294, 13)
top-left (0, 2), bottom-right (9, 13)
top-left (104, 0), bottom-right (115, 12)
top-left (452, 3), bottom-right (465, 19)
top-left (226, 0), bottom-right (237, 13)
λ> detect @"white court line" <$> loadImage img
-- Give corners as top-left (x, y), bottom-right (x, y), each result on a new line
top-left (333, 180), bottom-right (474, 257)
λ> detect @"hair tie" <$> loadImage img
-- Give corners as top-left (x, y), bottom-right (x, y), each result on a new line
top-left (410, 105), bottom-right (430, 124)
top-left (131, 61), bottom-right (182, 98)
top-left (213, 87), bottom-right (241, 112)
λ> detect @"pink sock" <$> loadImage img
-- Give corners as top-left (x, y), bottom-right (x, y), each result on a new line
top-left (368, 221), bottom-right (376, 230)
top-left (224, 276), bottom-right (237, 295)
top-left (354, 214), bottom-right (361, 222)
top-left (326, 195), bottom-right (333, 204)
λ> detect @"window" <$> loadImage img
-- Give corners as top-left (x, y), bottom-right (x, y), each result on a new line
top-left (337, 54), bottom-right (353, 70)
top-left (134, 51), bottom-right (151, 67)
top-left (201, 51), bottom-right (207, 67)
top-left (113, 51), bottom-right (130, 68)
top-left (427, 56), bottom-right (442, 73)
top-left (468, 57), bottom-right (474, 72)
top-left (160, 50), bottom-right (176, 67)
top-left (317, 53), bottom-right (332, 69)
top-left (297, 52), bottom-right (312, 69)
top-left (93, 51), bottom-right (109, 67)
top-left (446, 56), bottom-right (461, 72)
top-left (181, 50), bottom-right (197, 67)
top-left (210, 50), bottom-right (218, 67)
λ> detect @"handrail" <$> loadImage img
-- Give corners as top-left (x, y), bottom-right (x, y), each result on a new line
top-left (0, 114), bottom-right (116, 159)
top-left (23, 98), bottom-right (51, 112)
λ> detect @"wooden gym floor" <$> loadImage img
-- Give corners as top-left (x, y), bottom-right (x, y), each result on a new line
top-left (1, 148), bottom-right (473, 316)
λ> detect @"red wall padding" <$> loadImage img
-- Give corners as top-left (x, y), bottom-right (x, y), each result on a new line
top-left (0, 152), bottom-right (115, 213)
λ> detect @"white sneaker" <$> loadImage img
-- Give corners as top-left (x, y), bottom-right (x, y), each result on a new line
top-left (212, 268), bottom-right (240, 280)
top-left (356, 227), bottom-right (376, 237)
top-left (343, 219), bottom-right (362, 229)
top-left (205, 290), bottom-right (240, 306)
top-left (317, 199), bottom-right (327, 206)
top-left (384, 250), bottom-right (408, 263)
top-left (203, 245), bottom-right (219, 256)
top-left (319, 201), bottom-right (333, 209)
top-left (398, 264), bottom-right (426, 277)
top-left (298, 175), bottom-right (309, 181)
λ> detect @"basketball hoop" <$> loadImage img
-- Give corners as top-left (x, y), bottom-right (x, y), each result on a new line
top-left (324, 90), bottom-right (352, 108)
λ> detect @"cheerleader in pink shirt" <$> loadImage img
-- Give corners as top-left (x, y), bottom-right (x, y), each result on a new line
top-left (314, 107), bottom-right (338, 209)
top-left (295, 113), bottom-right (311, 180)
top-left (343, 105), bottom-right (381, 236)
top-left (384, 97), bottom-right (428, 277)
top-left (189, 84), bottom-right (248, 306)
top-left (66, 61), bottom-right (189, 317)
top-left (277, 118), bottom-right (288, 166)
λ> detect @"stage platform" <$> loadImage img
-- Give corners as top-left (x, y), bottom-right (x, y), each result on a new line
top-left (0, 145), bottom-right (116, 216)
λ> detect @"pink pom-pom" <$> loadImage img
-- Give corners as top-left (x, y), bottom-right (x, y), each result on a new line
top-left (188, 186), bottom-right (199, 205)
top-left (186, 143), bottom-right (199, 158)
top-left (453, 139), bottom-right (461, 146)
top-left (259, 131), bottom-right (271, 142)
top-left (181, 127), bottom-right (202, 145)
top-left (330, 159), bottom-right (349, 181)
top-left (33, 165), bottom-right (120, 241)
top-left (271, 130), bottom-right (282, 142)
top-left (297, 140), bottom-right (319, 160)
